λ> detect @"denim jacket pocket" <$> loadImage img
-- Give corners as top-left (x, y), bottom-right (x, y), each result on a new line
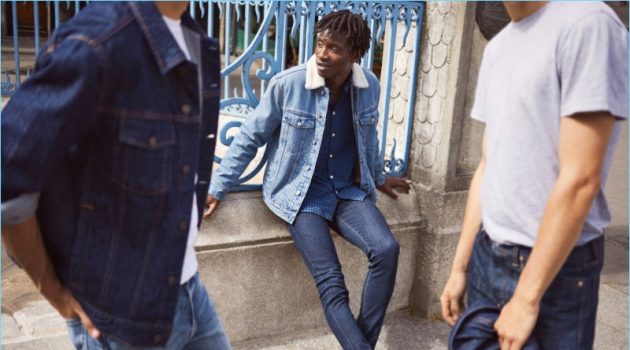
top-left (358, 112), bottom-right (378, 147)
top-left (114, 114), bottom-right (175, 195)
top-left (282, 111), bottom-right (316, 154)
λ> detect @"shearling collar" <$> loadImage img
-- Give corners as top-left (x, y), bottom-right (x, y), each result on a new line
top-left (304, 55), bottom-right (369, 90)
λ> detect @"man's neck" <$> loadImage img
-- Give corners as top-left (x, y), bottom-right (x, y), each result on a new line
top-left (502, 2), bottom-right (548, 22)
top-left (155, 1), bottom-right (188, 20)
top-left (326, 71), bottom-right (352, 96)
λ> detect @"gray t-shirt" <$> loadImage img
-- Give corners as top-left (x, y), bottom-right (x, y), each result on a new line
top-left (471, 2), bottom-right (628, 247)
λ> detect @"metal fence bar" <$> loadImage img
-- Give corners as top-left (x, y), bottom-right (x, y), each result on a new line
top-left (399, 6), bottom-right (424, 176)
top-left (224, 2), bottom-right (231, 100)
top-left (12, 0), bottom-right (20, 84)
top-left (379, 6), bottom-right (399, 162)
top-left (34, 3), bottom-right (40, 55)
top-left (53, 1), bottom-right (60, 29)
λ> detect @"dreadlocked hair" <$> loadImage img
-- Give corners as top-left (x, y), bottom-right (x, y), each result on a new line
top-left (315, 10), bottom-right (371, 60)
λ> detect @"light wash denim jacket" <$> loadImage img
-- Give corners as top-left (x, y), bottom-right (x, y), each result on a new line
top-left (209, 55), bottom-right (384, 224)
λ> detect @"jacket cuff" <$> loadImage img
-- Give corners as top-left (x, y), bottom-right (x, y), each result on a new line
top-left (208, 183), bottom-right (227, 201)
top-left (2, 192), bottom-right (40, 225)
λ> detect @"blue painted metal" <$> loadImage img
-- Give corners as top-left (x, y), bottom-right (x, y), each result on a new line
top-left (12, 0), bottom-right (20, 86)
top-left (53, 1), bottom-right (60, 29)
top-left (34, 2), bottom-right (40, 55)
top-left (1, 0), bottom-right (424, 187)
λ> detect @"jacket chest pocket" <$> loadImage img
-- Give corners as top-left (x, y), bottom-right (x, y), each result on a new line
top-left (358, 112), bottom-right (378, 148)
top-left (282, 112), bottom-right (316, 154)
top-left (113, 115), bottom-right (175, 195)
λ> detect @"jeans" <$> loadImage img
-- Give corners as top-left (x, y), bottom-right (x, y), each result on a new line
top-left (66, 273), bottom-right (231, 350)
top-left (288, 199), bottom-right (399, 350)
top-left (467, 228), bottom-right (604, 350)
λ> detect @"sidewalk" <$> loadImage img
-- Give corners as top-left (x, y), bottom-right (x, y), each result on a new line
top-left (2, 226), bottom-right (627, 349)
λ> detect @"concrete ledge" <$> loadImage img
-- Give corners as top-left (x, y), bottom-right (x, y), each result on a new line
top-left (196, 189), bottom-right (423, 342)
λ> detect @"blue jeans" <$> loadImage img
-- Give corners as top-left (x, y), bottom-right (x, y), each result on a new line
top-left (467, 228), bottom-right (604, 350)
top-left (66, 273), bottom-right (231, 350)
top-left (288, 199), bottom-right (400, 350)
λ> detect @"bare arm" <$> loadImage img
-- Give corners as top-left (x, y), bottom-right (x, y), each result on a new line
top-left (441, 130), bottom-right (487, 325)
top-left (495, 112), bottom-right (616, 349)
top-left (2, 217), bottom-right (100, 338)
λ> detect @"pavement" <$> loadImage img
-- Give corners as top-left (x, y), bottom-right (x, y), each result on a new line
top-left (1, 226), bottom-right (627, 349)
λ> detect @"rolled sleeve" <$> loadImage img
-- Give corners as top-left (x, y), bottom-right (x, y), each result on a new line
top-left (2, 193), bottom-right (40, 225)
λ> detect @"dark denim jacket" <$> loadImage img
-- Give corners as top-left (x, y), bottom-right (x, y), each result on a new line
top-left (1, 2), bottom-right (219, 346)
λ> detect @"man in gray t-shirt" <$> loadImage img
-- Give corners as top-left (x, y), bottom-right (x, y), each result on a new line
top-left (441, 2), bottom-right (627, 349)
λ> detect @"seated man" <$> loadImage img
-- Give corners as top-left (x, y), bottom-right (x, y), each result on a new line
top-left (206, 10), bottom-right (409, 350)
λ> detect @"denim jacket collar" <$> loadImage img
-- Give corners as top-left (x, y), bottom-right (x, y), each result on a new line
top-left (128, 1), bottom-right (189, 75)
top-left (304, 55), bottom-right (370, 90)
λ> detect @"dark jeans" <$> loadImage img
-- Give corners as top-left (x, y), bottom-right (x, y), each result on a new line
top-left (288, 199), bottom-right (399, 350)
top-left (467, 228), bottom-right (604, 350)
top-left (66, 273), bottom-right (231, 350)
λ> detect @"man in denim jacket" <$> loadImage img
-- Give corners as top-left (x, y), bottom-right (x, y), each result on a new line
top-left (207, 11), bottom-right (409, 350)
top-left (2, 2), bottom-right (231, 349)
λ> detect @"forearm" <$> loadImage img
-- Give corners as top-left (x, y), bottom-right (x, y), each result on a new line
top-left (2, 216), bottom-right (65, 302)
top-left (450, 159), bottom-right (485, 273)
top-left (513, 176), bottom-right (600, 304)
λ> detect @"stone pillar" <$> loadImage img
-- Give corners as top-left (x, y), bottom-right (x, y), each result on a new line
top-left (400, 2), bottom-right (487, 318)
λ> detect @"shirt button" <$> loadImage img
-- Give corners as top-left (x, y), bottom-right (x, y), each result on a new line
top-left (313, 140), bottom-right (317, 145)
top-left (297, 120), bottom-right (302, 126)
top-left (329, 154), bottom-right (333, 158)
top-left (318, 115), bottom-right (323, 119)
top-left (306, 166), bottom-right (311, 171)
top-left (320, 90), bottom-right (325, 95)
top-left (148, 136), bottom-right (158, 148)
top-left (371, 118), bottom-right (375, 123)
top-left (167, 276), bottom-right (177, 286)
top-left (181, 164), bottom-right (191, 175)
top-left (179, 221), bottom-right (188, 232)
top-left (181, 104), bottom-right (192, 114)
top-left (331, 133), bottom-right (336, 138)
top-left (207, 133), bottom-right (216, 139)
top-left (330, 175), bottom-right (334, 179)
top-left (296, 190), bottom-right (301, 196)
top-left (332, 111), bottom-right (336, 116)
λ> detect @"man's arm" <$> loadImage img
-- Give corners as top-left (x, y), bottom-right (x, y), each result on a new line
top-left (3, 217), bottom-right (100, 338)
top-left (205, 78), bottom-right (284, 217)
top-left (2, 37), bottom-right (103, 336)
top-left (494, 112), bottom-right (616, 349)
top-left (440, 130), bottom-right (486, 325)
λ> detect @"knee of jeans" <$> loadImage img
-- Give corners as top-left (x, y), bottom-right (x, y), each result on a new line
top-left (320, 283), bottom-right (350, 309)
top-left (371, 240), bottom-right (399, 264)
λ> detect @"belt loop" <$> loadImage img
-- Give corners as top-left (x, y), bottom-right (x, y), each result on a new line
top-left (512, 246), bottom-right (520, 267)
top-left (588, 238), bottom-right (598, 263)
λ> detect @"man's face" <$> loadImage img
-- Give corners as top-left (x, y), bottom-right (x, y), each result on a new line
top-left (314, 31), bottom-right (358, 81)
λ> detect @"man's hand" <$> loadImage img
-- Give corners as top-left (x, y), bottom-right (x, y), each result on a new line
top-left (440, 270), bottom-right (467, 326)
top-left (494, 294), bottom-right (539, 350)
top-left (204, 194), bottom-right (220, 218)
top-left (376, 176), bottom-right (411, 199)
top-left (49, 285), bottom-right (100, 339)
top-left (2, 216), bottom-right (100, 339)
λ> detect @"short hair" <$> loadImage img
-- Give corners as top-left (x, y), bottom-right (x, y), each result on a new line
top-left (315, 10), bottom-right (371, 59)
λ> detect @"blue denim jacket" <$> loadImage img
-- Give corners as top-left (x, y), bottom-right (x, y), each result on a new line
top-left (1, 2), bottom-right (219, 347)
top-left (209, 56), bottom-right (385, 224)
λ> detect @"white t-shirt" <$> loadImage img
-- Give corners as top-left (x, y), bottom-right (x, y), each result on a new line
top-left (163, 15), bottom-right (199, 284)
top-left (471, 2), bottom-right (628, 247)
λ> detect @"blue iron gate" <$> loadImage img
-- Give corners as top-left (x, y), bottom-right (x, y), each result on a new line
top-left (2, 0), bottom-right (425, 190)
